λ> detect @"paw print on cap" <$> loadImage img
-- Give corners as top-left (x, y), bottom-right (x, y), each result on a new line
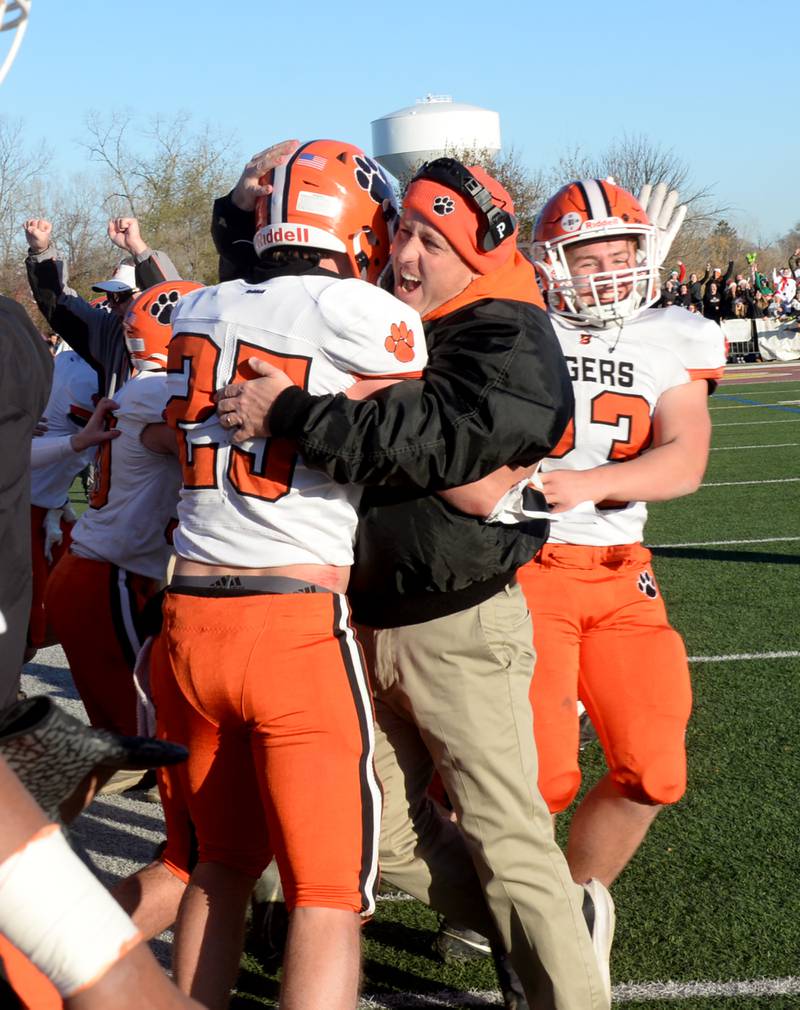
top-left (637, 571), bottom-right (658, 599)
top-left (433, 195), bottom-right (455, 216)
top-left (149, 289), bottom-right (182, 325)
top-left (384, 321), bottom-right (416, 363)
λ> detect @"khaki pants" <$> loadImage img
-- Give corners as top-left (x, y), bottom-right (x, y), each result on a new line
top-left (362, 581), bottom-right (608, 1010)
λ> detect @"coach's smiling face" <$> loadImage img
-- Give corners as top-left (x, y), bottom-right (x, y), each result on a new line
top-left (392, 211), bottom-right (477, 319)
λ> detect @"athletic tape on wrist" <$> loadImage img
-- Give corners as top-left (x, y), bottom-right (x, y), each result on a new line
top-left (0, 824), bottom-right (142, 997)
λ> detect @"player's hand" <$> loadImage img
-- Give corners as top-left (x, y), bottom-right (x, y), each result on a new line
top-left (538, 468), bottom-right (608, 514)
top-left (33, 416), bottom-right (48, 437)
top-left (107, 217), bottom-right (147, 257)
top-left (70, 397), bottom-right (120, 453)
top-left (23, 218), bottom-right (52, 254)
top-left (214, 358), bottom-right (294, 443)
top-left (637, 182), bottom-right (686, 267)
top-left (231, 140), bottom-right (300, 212)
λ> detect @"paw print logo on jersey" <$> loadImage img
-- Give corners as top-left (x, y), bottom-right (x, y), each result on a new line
top-left (433, 195), bottom-right (455, 216)
top-left (385, 321), bottom-right (416, 363)
top-left (149, 289), bottom-right (183, 325)
top-left (637, 571), bottom-right (658, 599)
top-left (354, 155), bottom-right (392, 204)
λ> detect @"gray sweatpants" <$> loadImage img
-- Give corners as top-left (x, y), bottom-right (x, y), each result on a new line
top-left (361, 581), bottom-right (608, 1010)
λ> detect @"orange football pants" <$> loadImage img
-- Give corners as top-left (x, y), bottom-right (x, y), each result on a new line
top-left (28, 505), bottom-right (73, 650)
top-left (517, 543), bottom-right (692, 813)
top-left (150, 589), bottom-right (381, 915)
top-left (45, 552), bottom-right (160, 736)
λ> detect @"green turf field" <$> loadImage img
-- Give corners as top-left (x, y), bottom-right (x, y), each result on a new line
top-left (222, 363), bottom-right (800, 1009)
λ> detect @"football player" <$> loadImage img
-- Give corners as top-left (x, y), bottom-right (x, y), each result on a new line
top-left (516, 179), bottom-right (724, 889)
top-left (26, 348), bottom-right (97, 660)
top-left (44, 281), bottom-right (201, 740)
top-left (147, 140), bottom-right (427, 1010)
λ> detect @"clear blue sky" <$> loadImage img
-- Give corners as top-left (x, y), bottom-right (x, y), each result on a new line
top-left (3, 0), bottom-right (797, 240)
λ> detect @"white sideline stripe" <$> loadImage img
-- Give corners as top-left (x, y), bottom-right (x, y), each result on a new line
top-left (715, 397), bottom-right (800, 406)
top-left (700, 477), bottom-right (800, 487)
top-left (689, 651), bottom-right (799, 663)
top-left (358, 977), bottom-right (800, 1007)
top-left (375, 892), bottom-right (416, 902)
top-left (713, 418), bottom-right (800, 426)
top-left (710, 442), bottom-right (800, 450)
top-left (650, 535), bottom-right (800, 548)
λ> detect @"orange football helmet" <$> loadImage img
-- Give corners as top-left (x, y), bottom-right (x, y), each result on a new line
top-left (123, 280), bottom-right (203, 371)
top-left (253, 139), bottom-right (398, 284)
top-left (532, 179), bottom-right (659, 326)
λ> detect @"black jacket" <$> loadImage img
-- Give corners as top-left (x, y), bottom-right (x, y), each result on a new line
top-left (270, 260), bottom-right (572, 627)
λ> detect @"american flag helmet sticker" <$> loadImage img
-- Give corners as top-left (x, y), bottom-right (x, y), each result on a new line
top-left (297, 152), bottom-right (327, 171)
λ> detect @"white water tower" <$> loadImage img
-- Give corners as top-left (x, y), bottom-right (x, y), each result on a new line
top-left (371, 95), bottom-right (501, 179)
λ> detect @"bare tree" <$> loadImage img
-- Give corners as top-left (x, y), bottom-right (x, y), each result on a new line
top-left (83, 112), bottom-right (239, 282)
top-left (0, 117), bottom-right (49, 297)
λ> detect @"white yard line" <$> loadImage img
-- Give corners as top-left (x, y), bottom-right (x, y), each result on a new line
top-left (710, 442), bottom-right (800, 450)
top-left (649, 535), bottom-right (800, 547)
top-left (688, 651), bottom-right (799, 663)
top-left (713, 418), bottom-right (800, 427)
top-left (700, 477), bottom-right (800, 487)
top-left (357, 976), bottom-right (800, 1007)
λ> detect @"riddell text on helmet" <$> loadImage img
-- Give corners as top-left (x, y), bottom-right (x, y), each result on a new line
top-left (259, 226), bottom-right (311, 245)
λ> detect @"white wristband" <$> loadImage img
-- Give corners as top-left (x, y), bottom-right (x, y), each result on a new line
top-left (0, 825), bottom-right (141, 996)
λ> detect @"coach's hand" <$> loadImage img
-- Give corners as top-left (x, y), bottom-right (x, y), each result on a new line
top-left (215, 358), bottom-right (294, 443)
top-left (231, 140), bottom-right (300, 212)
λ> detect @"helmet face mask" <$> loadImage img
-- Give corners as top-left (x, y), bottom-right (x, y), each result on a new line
top-left (123, 280), bottom-right (203, 371)
top-left (533, 180), bottom-right (660, 327)
top-left (254, 140), bottom-right (399, 285)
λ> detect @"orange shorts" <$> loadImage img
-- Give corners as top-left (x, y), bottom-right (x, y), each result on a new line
top-left (45, 552), bottom-right (160, 735)
top-left (517, 543), bottom-right (692, 812)
top-left (150, 589), bottom-right (381, 915)
top-left (28, 505), bottom-right (73, 649)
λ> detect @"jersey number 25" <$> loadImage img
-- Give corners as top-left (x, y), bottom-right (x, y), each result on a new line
top-left (165, 333), bottom-right (311, 502)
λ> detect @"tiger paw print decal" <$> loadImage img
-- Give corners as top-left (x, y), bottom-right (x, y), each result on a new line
top-left (150, 289), bottom-right (182, 324)
top-left (354, 155), bottom-right (392, 205)
top-left (637, 571), bottom-right (658, 599)
top-left (433, 195), bottom-right (455, 216)
top-left (385, 321), bottom-right (415, 363)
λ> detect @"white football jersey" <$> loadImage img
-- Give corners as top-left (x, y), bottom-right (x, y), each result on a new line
top-left (30, 351), bottom-right (97, 509)
top-left (70, 371), bottom-right (181, 579)
top-left (543, 307), bottom-right (724, 546)
top-left (167, 274), bottom-right (427, 568)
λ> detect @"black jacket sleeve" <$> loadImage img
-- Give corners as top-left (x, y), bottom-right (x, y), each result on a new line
top-left (211, 192), bottom-right (259, 282)
top-left (26, 254), bottom-right (94, 363)
top-left (270, 299), bottom-right (573, 491)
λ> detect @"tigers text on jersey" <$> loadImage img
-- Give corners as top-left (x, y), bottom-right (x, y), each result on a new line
top-left (166, 274), bottom-right (427, 569)
top-left (30, 351), bottom-right (97, 509)
top-left (542, 306), bottom-right (723, 546)
top-left (70, 371), bottom-right (181, 579)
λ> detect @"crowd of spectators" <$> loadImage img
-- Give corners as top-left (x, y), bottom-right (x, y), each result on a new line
top-left (658, 248), bottom-right (800, 322)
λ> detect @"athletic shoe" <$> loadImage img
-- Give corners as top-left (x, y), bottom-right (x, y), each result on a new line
top-left (434, 921), bottom-right (492, 962)
top-left (490, 941), bottom-right (529, 1010)
top-left (582, 878), bottom-right (615, 1003)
